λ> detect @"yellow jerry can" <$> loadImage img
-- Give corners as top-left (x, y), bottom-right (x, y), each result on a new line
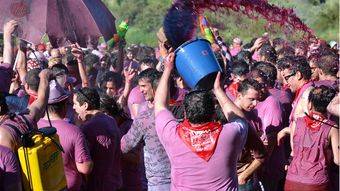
top-left (18, 134), bottom-right (67, 191)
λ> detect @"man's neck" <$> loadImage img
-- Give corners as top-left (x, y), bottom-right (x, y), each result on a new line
top-left (85, 110), bottom-right (102, 121)
top-left (43, 113), bottom-right (64, 121)
top-left (188, 121), bottom-right (210, 127)
top-left (296, 79), bottom-right (309, 90)
top-left (234, 99), bottom-right (242, 110)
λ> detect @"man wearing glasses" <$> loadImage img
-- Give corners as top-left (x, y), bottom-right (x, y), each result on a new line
top-left (280, 56), bottom-right (314, 125)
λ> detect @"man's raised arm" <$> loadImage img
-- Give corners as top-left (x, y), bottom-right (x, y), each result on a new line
top-left (154, 52), bottom-right (174, 115)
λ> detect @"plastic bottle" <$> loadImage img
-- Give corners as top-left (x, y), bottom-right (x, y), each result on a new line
top-left (107, 20), bottom-right (129, 48)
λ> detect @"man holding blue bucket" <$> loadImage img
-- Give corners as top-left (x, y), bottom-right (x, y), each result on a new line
top-left (154, 52), bottom-right (249, 190)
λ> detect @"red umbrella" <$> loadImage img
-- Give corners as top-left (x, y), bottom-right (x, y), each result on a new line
top-left (0, 0), bottom-right (116, 47)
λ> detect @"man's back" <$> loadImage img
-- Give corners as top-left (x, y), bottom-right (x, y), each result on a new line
top-left (37, 119), bottom-right (91, 191)
top-left (81, 113), bottom-right (122, 191)
top-left (155, 109), bottom-right (248, 191)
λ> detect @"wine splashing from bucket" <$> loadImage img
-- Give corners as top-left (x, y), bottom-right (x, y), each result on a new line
top-left (164, 0), bottom-right (315, 49)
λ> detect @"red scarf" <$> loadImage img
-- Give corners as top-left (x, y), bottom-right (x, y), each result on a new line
top-left (228, 82), bottom-right (239, 97)
top-left (27, 91), bottom-right (38, 105)
top-left (177, 119), bottom-right (222, 161)
top-left (293, 81), bottom-right (310, 103)
top-left (304, 112), bottom-right (326, 132)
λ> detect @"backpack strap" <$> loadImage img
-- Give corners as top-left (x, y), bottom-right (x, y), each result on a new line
top-left (3, 123), bottom-right (23, 138)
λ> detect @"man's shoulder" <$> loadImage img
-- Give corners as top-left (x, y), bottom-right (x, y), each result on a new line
top-left (222, 119), bottom-right (249, 134)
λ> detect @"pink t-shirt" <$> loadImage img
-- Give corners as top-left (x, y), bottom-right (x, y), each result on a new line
top-left (230, 47), bottom-right (242, 56)
top-left (37, 119), bottom-right (92, 191)
top-left (128, 86), bottom-right (146, 118)
top-left (81, 113), bottom-right (122, 191)
top-left (155, 109), bottom-right (248, 191)
top-left (128, 87), bottom-right (145, 105)
top-left (0, 145), bottom-right (21, 190)
top-left (252, 51), bottom-right (260, 61)
top-left (254, 95), bottom-right (286, 180)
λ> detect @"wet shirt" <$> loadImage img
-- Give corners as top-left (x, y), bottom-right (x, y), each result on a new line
top-left (121, 103), bottom-right (171, 187)
top-left (127, 86), bottom-right (146, 118)
top-left (237, 124), bottom-right (266, 175)
top-left (314, 79), bottom-right (338, 89)
top-left (0, 63), bottom-right (13, 93)
top-left (81, 113), bottom-right (122, 191)
top-left (119, 119), bottom-right (143, 191)
top-left (37, 119), bottom-right (91, 191)
top-left (253, 95), bottom-right (286, 180)
top-left (287, 117), bottom-right (334, 185)
top-left (0, 145), bottom-right (21, 190)
top-left (155, 109), bottom-right (248, 191)
top-left (0, 114), bottom-right (35, 149)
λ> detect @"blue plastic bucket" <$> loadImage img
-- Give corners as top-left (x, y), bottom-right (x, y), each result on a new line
top-left (175, 38), bottom-right (222, 90)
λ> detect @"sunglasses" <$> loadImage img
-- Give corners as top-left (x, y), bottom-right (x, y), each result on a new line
top-left (284, 72), bottom-right (296, 81)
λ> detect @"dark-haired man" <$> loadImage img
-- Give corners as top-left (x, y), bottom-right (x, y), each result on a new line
top-left (155, 53), bottom-right (247, 190)
top-left (246, 68), bottom-right (286, 191)
top-left (278, 85), bottom-right (339, 190)
top-left (38, 81), bottom-right (93, 191)
top-left (73, 87), bottom-right (122, 191)
top-left (314, 54), bottom-right (338, 89)
top-left (233, 79), bottom-right (266, 190)
top-left (254, 61), bottom-right (292, 127)
top-left (281, 56), bottom-right (314, 124)
top-left (225, 60), bottom-right (249, 100)
top-left (121, 68), bottom-right (171, 191)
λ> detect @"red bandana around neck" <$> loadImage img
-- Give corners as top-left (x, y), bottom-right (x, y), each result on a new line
top-left (27, 90), bottom-right (38, 105)
top-left (304, 112), bottom-right (326, 132)
top-left (228, 82), bottom-right (239, 97)
top-left (177, 119), bottom-right (222, 161)
top-left (293, 81), bottom-right (310, 103)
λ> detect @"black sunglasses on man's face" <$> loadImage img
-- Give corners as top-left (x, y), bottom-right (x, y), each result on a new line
top-left (284, 72), bottom-right (296, 81)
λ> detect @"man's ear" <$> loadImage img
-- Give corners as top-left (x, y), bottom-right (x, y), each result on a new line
top-left (296, 71), bottom-right (303, 80)
top-left (318, 68), bottom-right (324, 77)
top-left (307, 101), bottom-right (313, 112)
top-left (82, 102), bottom-right (89, 111)
top-left (24, 83), bottom-right (29, 92)
top-left (236, 92), bottom-right (242, 100)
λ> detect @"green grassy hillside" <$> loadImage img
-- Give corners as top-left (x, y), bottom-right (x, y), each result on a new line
top-left (103, 0), bottom-right (339, 46)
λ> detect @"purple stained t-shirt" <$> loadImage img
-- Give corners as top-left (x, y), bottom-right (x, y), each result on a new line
top-left (269, 87), bottom-right (292, 128)
top-left (37, 119), bottom-right (92, 191)
top-left (128, 86), bottom-right (146, 118)
top-left (81, 113), bottom-right (122, 191)
top-left (155, 109), bottom-right (248, 191)
top-left (0, 145), bottom-right (21, 190)
top-left (0, 63), bottom-right (13, 93)
top-left (173, 88), bottom-right (188, 102)
top-left (254, 95), bottom-right (286, 180)
top-left (0, 114), bottom-right (35, 148)
top-left (314, 79), bottom-right (337, 89)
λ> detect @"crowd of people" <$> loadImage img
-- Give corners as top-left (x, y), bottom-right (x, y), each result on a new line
top-left (0, 18), bottom-right (339, 191)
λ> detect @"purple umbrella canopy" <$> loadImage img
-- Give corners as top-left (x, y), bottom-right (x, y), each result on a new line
top-left (0, 0), bottom-right (116, 47)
